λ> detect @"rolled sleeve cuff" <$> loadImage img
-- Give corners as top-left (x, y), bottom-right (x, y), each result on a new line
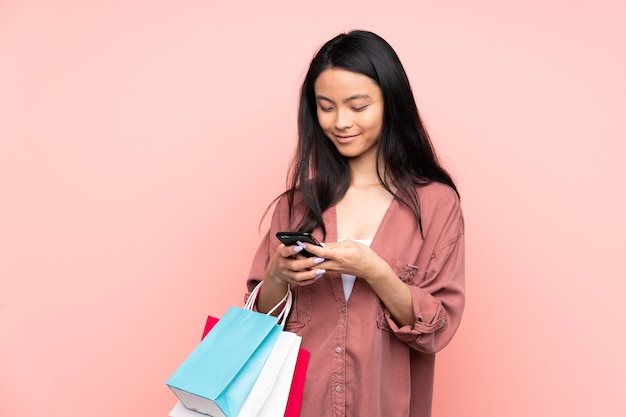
top-left (385, 310), bottom-right (447, 339)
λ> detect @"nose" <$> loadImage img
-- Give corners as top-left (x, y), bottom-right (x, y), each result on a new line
top-left (334, 109), bottom-right (353, 130)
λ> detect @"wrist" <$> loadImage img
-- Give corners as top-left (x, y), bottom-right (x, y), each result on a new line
top-left (364, 259), bottom-right (394, 285)
top-left (264, 273), bottom-right (289, 291)
top-left (257, 274), bottom-right (289, 315)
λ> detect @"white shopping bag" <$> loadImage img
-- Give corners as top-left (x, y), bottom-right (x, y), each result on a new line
top-left (255, 332), bottom-right (301, 417)
top-left (238, 331), bottom-right (300, 416)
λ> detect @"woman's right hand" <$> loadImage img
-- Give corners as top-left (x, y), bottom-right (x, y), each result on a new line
top-left (256, 243), bottom-right (326, 314)
top-left (265, 243), bottom-right (327, 287)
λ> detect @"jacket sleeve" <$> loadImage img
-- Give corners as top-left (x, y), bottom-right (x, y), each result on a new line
top-left (245, 196), bottom-right (290, 300)
top-left (245, 229), bottom-right (271, 299)
top-left (385, 190), bottom-right (465, 354)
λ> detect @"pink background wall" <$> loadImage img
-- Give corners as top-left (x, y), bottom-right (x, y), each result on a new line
top-left (1, 1), bottom-right (625, 416)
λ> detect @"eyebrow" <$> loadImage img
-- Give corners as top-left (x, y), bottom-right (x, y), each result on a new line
top-left (315, 94), bottom-right (370, 103)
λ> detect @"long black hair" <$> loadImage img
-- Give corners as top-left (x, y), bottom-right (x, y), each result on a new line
top-left (284, 30), bottom-right (458, 237)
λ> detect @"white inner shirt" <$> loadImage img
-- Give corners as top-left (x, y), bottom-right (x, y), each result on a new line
top-left (338, 238), bottom-right (373, 301)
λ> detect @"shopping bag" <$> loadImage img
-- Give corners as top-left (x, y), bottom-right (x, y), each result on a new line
top-left (238, 330), bottom-right (300, 416)
top-left (169, 401), bottom-right (204, 417)
top-left (230, 282), bottom-right (302, 416)
top-left (170, 317), bottom-right (309, 417)
top-left (201, 315), bottom-right (310, 417)
top-left (166, 283), bottom-right (291, 417)
top-left (284, 348), bottom-right (310, 417)
top-left (166, 307), bottom-right (281, 416)
top-left (169, 333), bottom-right (300, 417)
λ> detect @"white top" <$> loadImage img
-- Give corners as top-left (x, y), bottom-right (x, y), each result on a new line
top-left (338, 238), bottom-right (373, 301)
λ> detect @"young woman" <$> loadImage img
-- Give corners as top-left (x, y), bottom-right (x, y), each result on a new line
top-left (246, 30), bottom-right (465, 417)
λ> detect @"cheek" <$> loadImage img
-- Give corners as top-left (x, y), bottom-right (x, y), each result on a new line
top-left (316, 112), bottom-right (333, 131)
top-left (362, 111), bottom-right (383, 132)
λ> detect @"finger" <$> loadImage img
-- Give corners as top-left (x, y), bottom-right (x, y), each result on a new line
top-left (278, 243), bottom-right (305, 258)
top-left (293, 274), bottom-right (325, 287)
top-left (289, 268), bottom-right (326, 284)
top-left (290, 255), bottom-right (325, 271)
top-left (296, 241), bottom-right (326, 257)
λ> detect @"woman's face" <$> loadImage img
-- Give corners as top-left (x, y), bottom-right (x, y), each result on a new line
top-left (314, 68), bottom-right (384, 162)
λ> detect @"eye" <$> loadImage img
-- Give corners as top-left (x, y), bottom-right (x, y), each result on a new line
top-left (352, 105), bottom-right (368, 112)
top-left (318, 105), bottom-right (334, 112)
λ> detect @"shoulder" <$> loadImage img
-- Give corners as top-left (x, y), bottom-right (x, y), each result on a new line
top-left (415, 182), bottom-right (460, 210)
top-left (388, 181), bottom-right (462, 229)
top-left (271, 189), bottom-right (306, 229)
top-left (414, 182), bottom-right (464, 234)
top-left (274, 189), bottom-right (304, 213)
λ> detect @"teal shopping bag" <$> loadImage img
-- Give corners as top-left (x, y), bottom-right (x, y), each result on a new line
top-left (166, 306), bottom-right (282, 417)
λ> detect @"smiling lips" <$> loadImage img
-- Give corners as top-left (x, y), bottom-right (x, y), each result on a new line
top-left (333, 133), bottom-right (360, 144)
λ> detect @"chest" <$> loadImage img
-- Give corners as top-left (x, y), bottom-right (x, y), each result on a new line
top-left (335, 185), bottom-right (394, 240)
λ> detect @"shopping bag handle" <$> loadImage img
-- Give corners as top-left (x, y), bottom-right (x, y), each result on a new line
top-left (244, 281), bottom-right (293, 327)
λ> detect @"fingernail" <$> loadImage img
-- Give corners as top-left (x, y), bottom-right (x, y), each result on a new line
top-left (313, 257), bottom-right (325, 264)
top-left (320, 242), bottom-right (326, 248)
top-left (296, 241), bottom-right (307, 249)
top-left (293, 245), bottom-right (304, 253)
top-left (314, 269), bottom-right (326, 280)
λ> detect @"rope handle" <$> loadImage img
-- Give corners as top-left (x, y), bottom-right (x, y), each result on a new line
top-left (244, 281), bottom-right (292, 327)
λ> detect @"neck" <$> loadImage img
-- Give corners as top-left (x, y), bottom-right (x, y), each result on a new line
top-left (347, 153), bottom-right (385, 187)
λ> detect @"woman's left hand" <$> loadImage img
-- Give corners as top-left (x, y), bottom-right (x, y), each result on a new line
top-left (297, 240), bottom-right (387, 283)
top-left (301, 239), bottom-right (415, 327)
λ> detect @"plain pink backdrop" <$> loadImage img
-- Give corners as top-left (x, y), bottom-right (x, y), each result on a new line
top-left (1, 1), bottom-right (625, 416)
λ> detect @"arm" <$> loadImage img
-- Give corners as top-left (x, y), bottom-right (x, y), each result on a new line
top-left (386, 192), bottom-right (465, 353)
top-left (299, 240), bottom-right (416, 327)
top-left (301, 187), bottom-right (465, 353)
top-left (387, 232), bottom-right (465, 353)
top-left (255, 242), bottom-right (324, 315)
top-left (246, 197), bottom-right (325, 314)
top-left (245, 230), bottom-right (288, 314)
